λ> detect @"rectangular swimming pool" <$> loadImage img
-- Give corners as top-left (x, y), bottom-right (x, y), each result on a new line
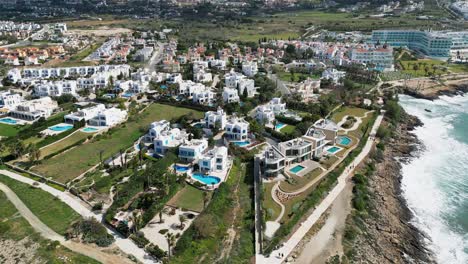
top-left (0, 117), bottom-right (17, 124)
top-left (327, 146), bottom-right (341, 154)
top-left (290, 165), bottom-right (305, 174)
top-left (337, 136), bottom-right (352, 146)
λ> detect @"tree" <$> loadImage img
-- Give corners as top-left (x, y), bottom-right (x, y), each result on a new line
top-left (27, 144), bottom-right (41, 164)
top-left (165, 232), bottom-right (175, 258)
top-left (179, 215), bottom-right (187, 229)
top-left (159, 207), bottom-right (169, 223)
top-left (202, 191), bottom-right (209, 209)
top-left (10, 139), bottom-right (26, 158)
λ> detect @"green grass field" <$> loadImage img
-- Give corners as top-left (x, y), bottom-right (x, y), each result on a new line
top-left (262, 182), bottom-right (282, 221)
top-left (0, 175), bottom-right (82, 235)
top-left (331, 106), bottom-right (369, 123)
top-left (32, 104), bottom-right (203, 183)
top-left (279, 168), bottom-right (323, 193)
top-left (167, 185), bottom-right (209, 212)
top-left (0, 192), bottom-right (99, 264)
top-left (0, 123), bottom-right (22, 137)
top-left (39, 131), bottom-right (90, 159)
top-left (276, 72), bottom-right (320, 83)
top-left (280, 124), bottom-right (296, 134)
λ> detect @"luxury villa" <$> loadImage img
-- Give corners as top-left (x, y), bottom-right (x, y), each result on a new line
top-left (204, 108), bottom-right (227, 130)
top-left (225, 117), bottom-right (249, 141)
top-left (8, 96), bottom-right (58, 122)
top-left (178, 139), bottom-right (209, 162)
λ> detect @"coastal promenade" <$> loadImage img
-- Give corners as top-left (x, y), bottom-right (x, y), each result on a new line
top-left (256, 113), bottom-right (384, 264)
top-left (0, 169), bottom-right (157, 264)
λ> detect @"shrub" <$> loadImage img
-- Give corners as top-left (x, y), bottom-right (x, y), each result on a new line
top-left (146, 243), bottom-right (166, 259)
top-left (69, 218), bottom-right (115, 247)
top-left (130, 232), bottom-right (150, 248)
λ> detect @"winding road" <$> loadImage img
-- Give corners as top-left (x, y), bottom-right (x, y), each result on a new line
top-left (0, 169), bottom-right (157, 264)
top-left (0, 183), bottom-right (133, 264)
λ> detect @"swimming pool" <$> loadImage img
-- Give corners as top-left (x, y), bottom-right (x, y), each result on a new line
top-left (192, 173), bottom-right (221, 185)
top-left (82, 127), bottom-right (98, 133)
top-left (275, 122), bottom-right (286, 130)
top-left (232, 140), bottom-right (250, 147)
top-left (337, 136), bottom-right (352, 146)
top-left (175, 164), bottom-right (190, 172)
top-left (290, 165), bottom-right (305, 174)
top-left (49, 124), bottom-right (73, 132)
top-left (0, 117), bottom-right (17, 124)
top-left (122, 92), bottom-right (134, 98)
top-left (327, 146), bottom-right (342, 154)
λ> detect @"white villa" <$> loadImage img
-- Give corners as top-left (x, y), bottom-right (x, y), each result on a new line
top-left (255, 105), bottom-right (275, 126)
top-left (204, 108), bottom-right (227, 129)
top-left (292, 78), bottom-right (321, 102)
top-left (178, 139), bottom-right (209, 162)
top-left (224, 70), bottom-right (256, 98)
top-left (222, 88), bottom-right (240, 104)
top-left (194, 70), bottom-right (213, 83)
top-left (225, 117), bottom-right (249, 141)
top-left (88, 107), bottom-right (127, 127)
top-left (154, 128), bottom-right (188, 156)
top-left (145, 120), bottom-right (171, 142)
top-left (278, 138), bottom-right (313, 164)
top-left (302, 127), bottom-right (327, 157)
top-left (9, 97), bottom-right (58, 121)
top-left (198, 146), bottom-right (228, 173)
top-left (262, 146), bottom-right (285, 177)
top-left (34, 80), bottom-right (77, 97)
top-left (64, 104), bottom-right (106, 124)
top-left (313, 119), bottom-right (338, 142)
top-left (242, 61), bottom-right (258, 77)
top-left (0, 91), bottom-right (23, 111)
top-left (321, 68), bottom-right (346, 84)
top-left (267, 97), bottom-right (286, 114)
top-left (192, 88), bottom-right (215, 105)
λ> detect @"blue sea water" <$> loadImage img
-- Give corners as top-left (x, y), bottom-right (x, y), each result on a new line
top-left (399, 94), bottom-right (468, 263)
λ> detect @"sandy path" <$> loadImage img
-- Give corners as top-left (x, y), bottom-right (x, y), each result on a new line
top-left (294, 184), bottom-right (353, 264)
top-left (0, 183), bottom-right (132, 264)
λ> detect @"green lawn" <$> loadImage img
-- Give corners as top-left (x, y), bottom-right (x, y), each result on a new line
top-left (277, 72), bottom-right (320, 83)
top-left (331, 106), bottom-right (369, 123)
top-left (0, 123), bottom-right (22, 137)
top-left (279, 168), bottom-right (323, 193)
top-left (400, 59), bottom-right (448, 77)
top-left (39, 131), bottom-right (90, 159)
top-left (32, 104), bottom-right (203, 183)
top-left (0, 175), bottom-right (82, 235)
top-left (167, 185), bottom-right (209, 212)
top-left (0, 192), bottom-right (100, 264)
top-left (262, 182), bottom-right (282, 221)
top-left (280, 124), bottom-right (296, 134)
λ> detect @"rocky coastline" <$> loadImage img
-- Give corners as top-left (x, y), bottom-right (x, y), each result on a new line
top-left (346, 113), bottom-right (435, 263)
top-left (401, 83), bottom-right (468, 100)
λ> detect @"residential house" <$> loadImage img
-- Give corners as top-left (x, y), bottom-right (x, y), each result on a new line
top-left (9, 97), bottom-right (58, 121)
top-left (225, 117), bottom-right (249, 141)
top-left (224, 70), bottom-right (256, 98)
top-left (0, 91), bottom-right (23, 110)
top-left (64, 104), bottom-right (106, 124)
top-left (178, 139), bottom-right (209, 162)
top-left (278, 138), bottom-right (313, 164)
top-left (313, 119), bottom-right (338, 142)
top-left (321, 68), bottom-right (346, 84)
top-left (204, 107), bottom-right (227, 129)
top-left (242, 61), bottom-right (258, 77)
top-left (262, 146), bottom-right (285, 177)
top-left (154, 128), bottom-right (188, 156)
top-left (88, 107), bottom-right (128, 127)
top-left (198, 146), bottom-right (228, 172)
top-left (222, 88), bottom-right (240, 103)
top-left (34, 80), bottom-right (77, 97)
top-left (255, 105), bottom-right (275, 126)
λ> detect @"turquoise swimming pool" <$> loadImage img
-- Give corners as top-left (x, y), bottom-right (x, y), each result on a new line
top-left (175, 164), bottom-right (190, 172)
top-left (337, 136), bottom-right (352, 146)
top-left (232, 140), bottom-right (250, 147)
top-left (0, 117), bottom-right (17, 124)
top-left (290, 165), bottom-right (305, 174)
top-left (192, 173), bottom-right (221, 185)
top-left (327, 146), bottom-right (341, 154)
top-left (275, 122), bottom-right (286, 130)
top-left (82, 127), bottom-right (98, 133)
top-left (49, 124), bottom-right (73, 132)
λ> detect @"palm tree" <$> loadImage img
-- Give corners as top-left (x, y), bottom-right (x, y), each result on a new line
top-left (130, 212), bottom-right (142, 234)
top-left (165, 232), bottom-right (175, 258)
top-left (10, 139), bottom-right (25, 158)
top-left (159, 207), bottom-right (169, 223)
top-left (27, 144), bottom-right (41, 164)
top-left (179, 215), bottom-right (187, 229)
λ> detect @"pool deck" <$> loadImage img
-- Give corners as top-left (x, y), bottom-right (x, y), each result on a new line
top-left (41, 123), bottom-right (74, 136)
top-left (0, 117), bottom-right (29, 126)
top-left (286, 160), bottom-right (320, 177)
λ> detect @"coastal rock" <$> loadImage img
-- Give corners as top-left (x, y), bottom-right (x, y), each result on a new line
top-left (345, 112), bottom-right (435, 264)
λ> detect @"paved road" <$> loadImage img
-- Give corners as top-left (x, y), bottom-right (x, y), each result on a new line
top-left (256, 113), bottom-right (384, 263)
top-left (0, 169), bottom-right (157, 264)
top-left (145, 42), bottom-right (165, 72)
top-left (0, 182), bottom-right (132, 264)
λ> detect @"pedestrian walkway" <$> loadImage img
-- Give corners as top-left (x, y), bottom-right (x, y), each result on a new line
top-left (0, 169), bottom-right (157, 264)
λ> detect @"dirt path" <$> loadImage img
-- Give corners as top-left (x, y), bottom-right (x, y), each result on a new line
top-left (294, 183), bottom-right (353, 264)
top-left (216, 164), bottom-right (244, 262)
top-left (0, 183), bottom-right (133, 264)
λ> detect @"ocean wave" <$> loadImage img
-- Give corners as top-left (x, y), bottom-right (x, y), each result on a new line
top-left (399, 94), bottom-right (468, 264)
